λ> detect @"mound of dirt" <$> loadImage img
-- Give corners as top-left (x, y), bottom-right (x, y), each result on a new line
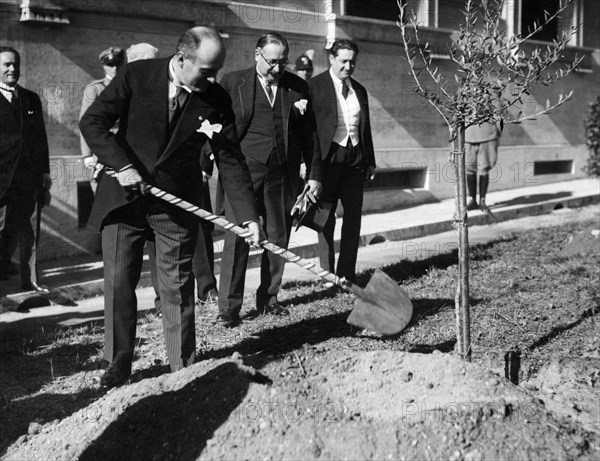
top-left (5, 350), bottom-right (597, 460)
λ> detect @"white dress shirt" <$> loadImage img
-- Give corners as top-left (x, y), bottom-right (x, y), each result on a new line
top-left (168, 57), bottom-right (192, 99)
top-left (329, 68), bottom-right (361, 148)
top-left (0, 82), bottom-right (18, 103)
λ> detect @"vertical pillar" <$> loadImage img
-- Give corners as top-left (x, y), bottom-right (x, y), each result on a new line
top-left (503, 0), bottom-right (516, 38)
top-left (325, 0), bottom-right (336, 49)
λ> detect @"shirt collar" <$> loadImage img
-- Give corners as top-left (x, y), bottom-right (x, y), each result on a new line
top-left (0, 82), bottom-right (18, 93)
top-left (169, 56), bottom-right (192, 93)
top-left (256, 67), bottom-right (278, 88)
top-left (329, 68), bottom-right (352, 91)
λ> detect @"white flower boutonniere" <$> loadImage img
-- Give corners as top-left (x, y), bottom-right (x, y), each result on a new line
top-left (196, 116), bottom-right (223, 139)
top-left (294, 99), bottom-right (308, 115)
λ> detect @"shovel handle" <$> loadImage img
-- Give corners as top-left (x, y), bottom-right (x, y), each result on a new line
top-left (100, 169), bottom-right (362, 292)
top-left (146, 185), bottom-right (357, 290)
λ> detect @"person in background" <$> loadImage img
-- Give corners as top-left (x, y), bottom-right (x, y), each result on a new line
top-left (294, 51), bottom-right (315, 182)
top-left (465, 121), bottom-right (502, 211)
top-left (294, 52), bottom-right (313, 81)
top-left (308, 39), bottom-right (376, 286)
top-left (216, 32), bottom-right (322, 327)
top-left (192, 143), bottom-right (219, 305)
top-left (0, 46), bottom-right (52, 292)
top-left (79, 46), bottom-right (125, 190)
top-left (126, 42), bottom-right (159, 62)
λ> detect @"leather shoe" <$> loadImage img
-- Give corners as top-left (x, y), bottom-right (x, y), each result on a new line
top-left (100, 364), bottom-right (130, 390)
top-left (22, 282), bottom-right (50, 293)
top-left (260, 303), bottom-right (290, 316)
top-left (215, 312), bottom-right (241, 328)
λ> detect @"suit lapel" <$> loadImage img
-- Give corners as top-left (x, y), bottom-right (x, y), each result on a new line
top-left (278, 72), bottom-right (295, 151)
top-left (237, 67), bottom-right (256, 137)
top-left (141, 59), bottom-right (170, 155)
top-left (351, 78), bottom-right (368, 140)
top-left (325, 72), bottom-right (338, 130)
top-left (158, 92), bottom-right (204, 164)
top-left (0, 92), bottom-right (17, 123)
top-left (15, 87), bottom-right (27, 135)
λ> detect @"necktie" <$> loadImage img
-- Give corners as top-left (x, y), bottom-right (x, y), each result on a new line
top-left (341, 80), bottom-right (349, 99)
top-left (4, 88), bottom-right (18, 112)
top-left (168, 87), bottom-right (178, 123)
top-left (264, 82), bottom-right (274, 106)
top-left (169, 86), bottom-right (187, 126)
top-left (177, 87), bottom-right (188, 108)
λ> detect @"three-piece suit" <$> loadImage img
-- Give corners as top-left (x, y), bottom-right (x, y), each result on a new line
top-left (218, 67), bottom-right (321, 315)
top-left (308, 70), bottom-right (375, 281)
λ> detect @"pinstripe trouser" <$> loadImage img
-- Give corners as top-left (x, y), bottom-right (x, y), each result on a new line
top-left (101, 199), bottom-right (199, 373)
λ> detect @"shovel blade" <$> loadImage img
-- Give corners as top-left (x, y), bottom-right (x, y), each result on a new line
top-left (347, 269), bottom-right (413, 336)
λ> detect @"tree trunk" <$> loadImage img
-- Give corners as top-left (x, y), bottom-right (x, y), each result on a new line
top-left (453, 122), bottom-right (472, 361)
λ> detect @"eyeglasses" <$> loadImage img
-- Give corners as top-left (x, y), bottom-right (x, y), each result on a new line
top-left (259, 52), bottom-right (288, 69)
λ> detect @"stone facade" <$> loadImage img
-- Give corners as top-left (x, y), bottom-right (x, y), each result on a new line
top-left (0, 0), bottom-right (598, 260)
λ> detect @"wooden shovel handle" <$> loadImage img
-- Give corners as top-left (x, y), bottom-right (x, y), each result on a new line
top-left (146, 185), bottom-right (358, 291)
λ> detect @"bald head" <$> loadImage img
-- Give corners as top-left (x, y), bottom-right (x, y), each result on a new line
top-left (177, 27), bottom-right (225, 61)
top-left (174, 26), bottom-right (225, 92)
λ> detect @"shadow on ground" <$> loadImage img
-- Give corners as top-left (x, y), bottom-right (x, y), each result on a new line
top-left (0, 339), bottom-right (105, 455)
top-left (0, 234), bottom-right (525, 455)
top-left (78, 362), bottom-right (250, 461)
top-left (491, 192), bottom-right (571, 208)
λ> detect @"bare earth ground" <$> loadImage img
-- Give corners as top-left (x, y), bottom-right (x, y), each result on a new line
top-left (1, 206), bottom-right (599, 460)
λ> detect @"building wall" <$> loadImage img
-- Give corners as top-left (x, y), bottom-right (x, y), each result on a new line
top-left (0, 0), bottom-right (597, 260)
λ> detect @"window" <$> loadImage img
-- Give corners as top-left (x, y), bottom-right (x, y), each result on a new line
top-left (520, 0), bottom-right (561, 42)
top-left (533, 160), bottom-right (573, 175)
top-left (364, 167), bottom-right (427, 190)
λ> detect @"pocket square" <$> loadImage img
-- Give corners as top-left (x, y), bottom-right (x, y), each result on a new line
top-left (293, 99), bottom-right (308, 115)
top-left (197, 118), bottom-right (223, 139)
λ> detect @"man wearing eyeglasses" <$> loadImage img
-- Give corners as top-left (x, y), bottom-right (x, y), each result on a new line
top-left (216, 32), bottom-right (322, 327)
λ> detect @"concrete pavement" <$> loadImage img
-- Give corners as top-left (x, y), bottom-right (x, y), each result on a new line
top-left (1, 203), bottom-right (598, 339)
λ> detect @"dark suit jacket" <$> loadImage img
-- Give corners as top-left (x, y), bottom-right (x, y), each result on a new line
top-left (80, 57), bottom-right (258, 231)
top-left (0, 86), bottom-right (49, 201)
top-left (308, 70), bottom-right (376, 168)
top-left (219, 67), bottom-right (321, 195)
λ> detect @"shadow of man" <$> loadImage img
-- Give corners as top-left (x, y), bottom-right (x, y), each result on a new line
top-left (79, 362), bottom-right (252, 461)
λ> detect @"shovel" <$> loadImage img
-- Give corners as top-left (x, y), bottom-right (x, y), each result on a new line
top-left (133, 183), bottom-right (413, 335)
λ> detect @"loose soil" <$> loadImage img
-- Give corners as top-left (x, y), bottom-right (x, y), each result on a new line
top-left (1, 206), bottom-right (599, 460)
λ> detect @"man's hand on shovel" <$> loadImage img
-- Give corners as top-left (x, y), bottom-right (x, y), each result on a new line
top-left (114, 165), bottom-right (144, 193)
top-left (114, 182), bottom-right (413, 336)
top-left (244, 221), bottom-right (265, 248)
